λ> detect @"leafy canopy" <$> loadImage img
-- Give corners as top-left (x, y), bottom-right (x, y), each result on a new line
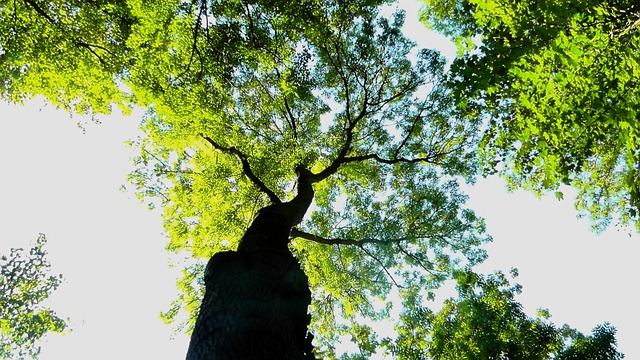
top-left (1, 0), bottom-right (490, 356)
top-left (421, 0), bottom-right (640, 231)
top-left (0, 234), bottom-right (67, 359)
top-left (387, 269), bottom-right (624, 360)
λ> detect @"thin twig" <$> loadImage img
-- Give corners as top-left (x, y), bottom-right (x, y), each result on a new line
top-left (358, 245), bottom-right (403, 288)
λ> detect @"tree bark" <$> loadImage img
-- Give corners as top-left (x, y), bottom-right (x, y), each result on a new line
top-left (185, 173), bottom-right (316, 360)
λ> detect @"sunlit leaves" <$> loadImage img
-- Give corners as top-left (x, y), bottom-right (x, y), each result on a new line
top-left (1, 0), bottom-right (491, 356)
top-left (421, 0), bottom-right (640, 231)
top-left (424, 270), bottom-right (562, 360)
top-left (0, 0), bottom-right (135, 116)
top-left (0, 234), bottom-right (67, 359)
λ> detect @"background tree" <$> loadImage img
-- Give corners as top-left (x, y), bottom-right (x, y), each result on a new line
top-left (0, 234), bottom-right (67, 359)
top-left (1, 0), bottom-right (490, 356)
top-left (386, 269), bottom-right (624, 360)
top-left (557, 323), bottom-right (624, 360)
top-left (420, 0), bottom-right (640, 231)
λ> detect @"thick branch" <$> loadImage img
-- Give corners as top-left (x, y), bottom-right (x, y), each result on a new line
top-left (310, 118), bottom-right (358, 183)
top-left (342, 152), bottom-right (442, 165)
top-left (272, 165), bottom-right (314, 227)
top-left (200, 134), bottom-right (282, 204)
top-left (308, 94), bottom-right (370, 183)
top-left (290, 228), bottom-right (409, 246)
top-left (309, 40), bottom-right (365, 183)
top-left (282, 96), bottom-right (298, 139)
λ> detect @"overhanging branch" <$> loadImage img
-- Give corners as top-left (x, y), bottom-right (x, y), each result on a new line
top-left (290, 228), bottom-right (409, 246)
top-left (357, 245), bottom-right (403, 288)
top-left (309, 150), bottom-right (443, 186)
top-left (342, 153), bottom-right (442, 165)
top-left (200, 134), bottom-right (282, 204)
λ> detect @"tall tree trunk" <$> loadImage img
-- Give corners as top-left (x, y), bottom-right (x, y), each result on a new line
top-left (186, 170), bottom-right (316, 360)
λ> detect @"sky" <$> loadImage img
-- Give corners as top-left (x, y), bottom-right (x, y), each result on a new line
top-left (1, 2), bottom-right (639, 359)
top-left (0, 101), bottom-right (191, 359)
top-left (3, 101), bottom-right (639, 360)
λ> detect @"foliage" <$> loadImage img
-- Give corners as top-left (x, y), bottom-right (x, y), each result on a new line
top-left (0, 234), bottom-right (67, 359)
top-left (421, 0), bottom-right (640, 231)
top-left (426, 270), bottom-right (561, 360)
top-left (385, 269), bottom-right (624, 360)
top-left (557, 323), bottom-right (624, 360)
top-left (0, 0), bottom-right (134, 117)
top-left (1, 0), bottom-right (491, 356)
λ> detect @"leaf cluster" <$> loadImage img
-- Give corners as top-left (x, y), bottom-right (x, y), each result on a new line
top-left (0, 0), bottom-right (135, 118)
top-left (385, 269), bottom-right (624, 360)
top-left (421, 0), bottom-right (640, 231)
top-left (0, 234), bottom-right (67, 359)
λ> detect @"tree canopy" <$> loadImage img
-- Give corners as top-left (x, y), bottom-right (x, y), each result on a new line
top-left (387, 269), bottom-right (624, 360)
top-left (420, 0), bottom-right (640, 231)
top-left (0, 234), bottom-right (67, 359)
top-left (1, 0), bottom-right (490, 355)
top-left (0, 0), bottom-right (628, 357)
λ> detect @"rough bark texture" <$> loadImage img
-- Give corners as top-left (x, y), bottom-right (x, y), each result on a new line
top-left (185, 207), bottom-right (315, 360)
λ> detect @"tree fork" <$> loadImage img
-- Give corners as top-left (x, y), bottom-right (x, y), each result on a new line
top-left (186, 159), bottom-right (316, 359)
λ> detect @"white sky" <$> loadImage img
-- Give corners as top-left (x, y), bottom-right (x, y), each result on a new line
top-left (0, 101), bottom-right (191, 359)
top-left (1, 2), bottom-right (639, 359)
top-left (2, 98), bottom-right (639, 360)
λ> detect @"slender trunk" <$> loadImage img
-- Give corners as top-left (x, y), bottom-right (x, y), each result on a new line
top-left (185, 171), bottom-right (316, 360)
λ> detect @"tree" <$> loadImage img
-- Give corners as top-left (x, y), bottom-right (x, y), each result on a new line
top-left (425, 270), bottom-right (561, 360)
top-left (184, 181), bottom-right (316, 359)
top-left (420, 0), bottom-right (640, 231)
top-left (2, 0), bottom-right (491, 357)
top-left (386, 269), bottom-right (624, 360)
top-left (557, 323), bottom-right (624, 360)
top-left (0, 234), bottom-right (67, 359)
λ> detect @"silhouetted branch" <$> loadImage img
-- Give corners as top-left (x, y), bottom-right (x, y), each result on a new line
top-left (75, 42), bottom-right (109, 65)
top-left (290, 228), bottom-right (410, 246)
top-left (342, 153), bottom-right (442, 165)
top-left (23, 0), bottom-right (55, 23)
top-left (357, 246), bottom-right (403, 288)
top-left (200, 134), bottom-right (282, 204)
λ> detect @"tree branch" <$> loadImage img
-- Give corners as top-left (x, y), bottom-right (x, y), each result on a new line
top-left (395, 242), bottom-right (439, 276)
top-left (342, 152), bottom-right (443, 165)
top-left (310, 117), bottom-right (358, 183)
top-left (175, 1), bottom-right (205, 81)
top-left (290, 228), bottom-right (410, 246)
top-left (393, 96), bottom-right (441, 159)
top-left (308, 40), bottom-right (364, 183)
top-left (200, 134), bottom-right (282, 204)
top-left (282, 96), bottom-right (298, 139)
top-left (75, 42), bottom-right (109, 65)
top-left (23, 0), bottom-right (55, 24)
top-left (357, 245), bottom-right (403, 288)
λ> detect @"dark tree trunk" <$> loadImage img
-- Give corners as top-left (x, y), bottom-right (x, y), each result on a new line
top-left (186, 170), bottom-right (316, 360)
